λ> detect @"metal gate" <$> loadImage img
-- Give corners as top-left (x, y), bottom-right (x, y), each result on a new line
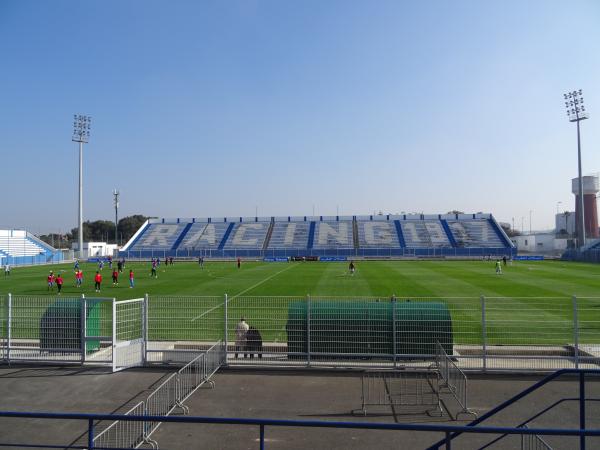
top-left (82, 297), bottom-right (115, 365)
top-left (112, 298), bottom-right (146, 372)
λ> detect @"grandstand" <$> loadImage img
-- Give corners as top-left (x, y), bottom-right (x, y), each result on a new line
top-left (0, 230), bottom-right (63, 266)
top-left (120, 213), bottom-right (515, 258)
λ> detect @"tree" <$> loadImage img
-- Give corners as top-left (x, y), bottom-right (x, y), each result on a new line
top-left (500, 223), bottom-right (520, 237)
top-left (65, 215), bottom-right (149, 245)
top-left (446, 210), bottom-right (464, 215)
top-left (118, 215), bottom-right (149, 243)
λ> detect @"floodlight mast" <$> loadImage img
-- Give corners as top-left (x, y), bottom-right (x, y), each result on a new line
top-left (113, 189), bottom-right (120, 245)
top-left (72, 115), bottom-right (91, 259)
top-left (564, 90), bottom-right (589, 249)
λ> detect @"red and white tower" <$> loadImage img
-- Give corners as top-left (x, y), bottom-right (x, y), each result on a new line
top-left (572, 175), bottom-right (599, 239)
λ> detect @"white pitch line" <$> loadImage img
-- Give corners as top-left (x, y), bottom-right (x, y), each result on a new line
top-left (190, 302), bottom-right (225, 322)
top-left (190, 263), bottom-right (297, 322)
top-left (229, 263), bottom-right (297, 301)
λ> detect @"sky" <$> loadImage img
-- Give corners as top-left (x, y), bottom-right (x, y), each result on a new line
top-left (1, 0), bottom-right (599, 235)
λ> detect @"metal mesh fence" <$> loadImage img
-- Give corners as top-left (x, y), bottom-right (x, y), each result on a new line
top-left (0, 295), bottom-right (6, 361)
top-left (575, 297), bottom-right (600, 369)
top-left (2, 295), bottom-right (600, 372)
top-left (228, 295), bottom-right (301, 366)
top-left (84, 298), bottom-right (113, 364)
top-left (146, 295), bottom-right (224, 364)
top-left (483, 297), bottom-right (576, 371)
top-left (113, 299), bottom-right (144, 372)
top-left (9, 295), bottom-right (83, 362)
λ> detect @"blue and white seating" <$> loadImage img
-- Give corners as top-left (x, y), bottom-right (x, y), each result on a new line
top-left (121, 213), bottom-right (515, 258)
top-left (178, 222), bottom-right (230, 250)
top-left (400, 220), bottom-right (450, 248)
top-left (447, 220), bottom-right (504, 248)
top-left (0, 230), bottom-right (62, 266)
top-left (224, 223), bottom-right (270, 249)
top-left (312, 221), bottom-right (354, 250)
top-left (267, 221), bottom-right (310, 249)
top-left (357, 220), bottom-right (401, 248)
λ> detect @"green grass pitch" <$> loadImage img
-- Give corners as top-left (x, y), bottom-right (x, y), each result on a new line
top-left (1, 259), bottom-right (599, 298)
top-left (1, 259), bottom-right (600, 345)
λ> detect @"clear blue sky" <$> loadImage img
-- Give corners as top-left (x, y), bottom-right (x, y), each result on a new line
top-left (1, 0), bottom-right (599, 235)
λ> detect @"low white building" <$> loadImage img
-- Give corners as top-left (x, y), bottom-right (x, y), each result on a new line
top-left (555, 212), bottom-right (576, 236)
top-left (72, 242), bottom-right (119, 258)
top-left (511, 234), bottom-right (570, 254)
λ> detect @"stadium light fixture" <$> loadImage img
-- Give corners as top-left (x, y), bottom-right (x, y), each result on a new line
top-left (563, 90), bottom-right (589, 248)
top-left (113, 189), bottom-right (120, 245)
top-left (72, 114), bottom-right (92, 258)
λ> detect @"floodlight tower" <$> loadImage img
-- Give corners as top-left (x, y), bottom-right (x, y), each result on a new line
top-left (564, 90), bottom-right (590, 248)
top-left (72, 115), bottom-right (91, 258)
top-left (113, 189), bottom-right (120, 245)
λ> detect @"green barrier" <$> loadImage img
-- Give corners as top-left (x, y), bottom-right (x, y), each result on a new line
top-left (40, 299), bottom-right (101, 353)
top-left (286, 300), bottom-right (452, 358)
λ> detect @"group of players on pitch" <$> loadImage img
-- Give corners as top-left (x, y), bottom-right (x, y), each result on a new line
top-left (45, 258), bottom-right (135, 294)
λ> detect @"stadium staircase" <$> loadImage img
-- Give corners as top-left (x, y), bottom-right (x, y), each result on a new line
top-left (307, 221), bottom-right (316, 249)
top-left (394, 220), bottom-right (406, 248)
top-left (172, 223), bottom-right (193, 250)
top-left (440, 220), bottom-right (457, 248)
top-left (217, 223), bottom-right (235, 250)
top-left (353, 219), bottom-right (360, 249)
top-left (262, 221), bottom-right (275, 251)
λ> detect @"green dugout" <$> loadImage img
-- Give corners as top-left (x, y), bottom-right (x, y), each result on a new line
top-left (40, 298), bottom-right (101, 353)
top-left (286, 300), bottom-right (453, 357)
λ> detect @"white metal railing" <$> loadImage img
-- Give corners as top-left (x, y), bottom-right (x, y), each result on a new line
top-left (356, 370), bottom-right (442, 416)
top-left (93, 341), bottom-right (225, 448)
top-left (434, 341), bottom-right (477, 418)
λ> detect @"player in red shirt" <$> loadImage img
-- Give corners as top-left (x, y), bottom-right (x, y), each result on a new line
top-left (47, 271), bottom-right (55, 291)
top-left (112, 269), bottom-right (119, 286)
top-left (75, 269), bottom-right (83, 288)
top-left (94, 271), bottom-right (102, 292)
top-left (56, 274), bottom-right (64, 294)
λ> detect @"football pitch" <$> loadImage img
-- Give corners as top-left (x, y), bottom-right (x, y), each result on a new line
top-left (1, 259), bottom-right (599, 299)
top-left (1, 259), bottom-right (600, 345)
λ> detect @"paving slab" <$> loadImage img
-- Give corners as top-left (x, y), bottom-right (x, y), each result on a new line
top-left (1, 365), bottom-right (600, 449)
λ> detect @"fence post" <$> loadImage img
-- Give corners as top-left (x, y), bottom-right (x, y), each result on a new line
top-left (88, 418), bottom-right (95, 449)
top-left (579, 370), bottom-right (586, 450)
top-left (224, 293), bottom-right (228, 366)
top-left (573, 295), bottom-right (579, 370)
top-left (112, 298), bottom-right (117, 372)
top-left (307, 294), bottom-right (311, 368)
top-left (392, 295), bottom-right (397, 369)
top-left (80, 294), bottom-right (86, 365)
top-left (481, 295), bottom-right (487, 373)
top-left (143, 293), bottom-right (149, 366)
top-left (6, 293), bottom-right (11, 364)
